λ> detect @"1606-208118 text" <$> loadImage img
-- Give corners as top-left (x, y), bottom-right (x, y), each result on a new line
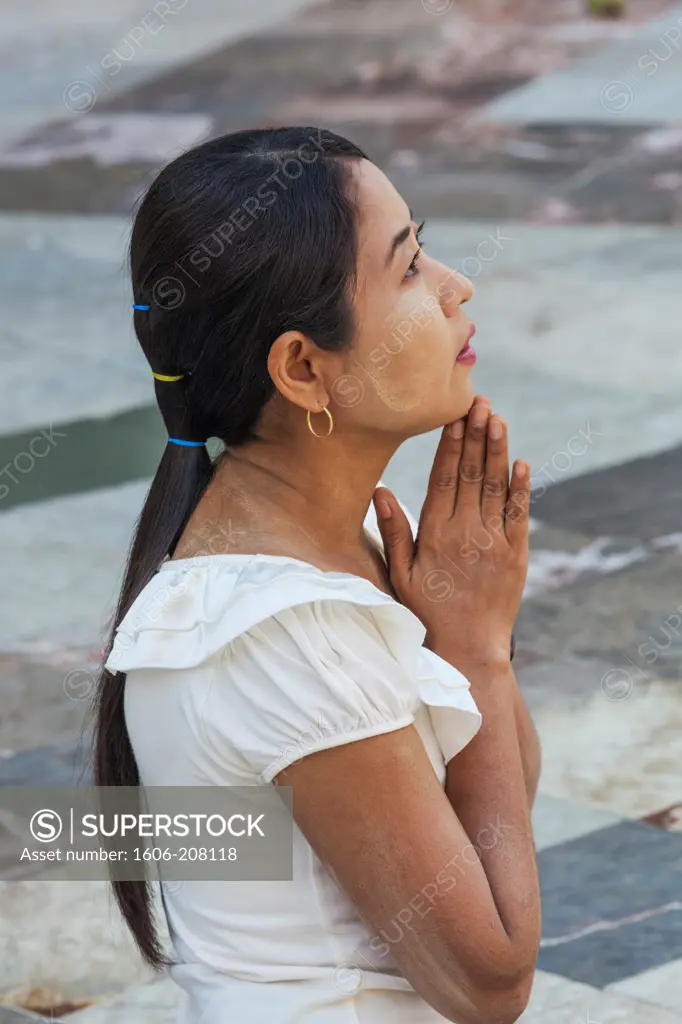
top-left (20, 846), bottom-right (239, 862)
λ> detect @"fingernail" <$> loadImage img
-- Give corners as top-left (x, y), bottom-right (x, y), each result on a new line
top-left (376, 499), bottom-right (392, 519)
top-left (450, 420), bottom-right (465, 437)
top-left (488, 419), bottom-right (502, 440)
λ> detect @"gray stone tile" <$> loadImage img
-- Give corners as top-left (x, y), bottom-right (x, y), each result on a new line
top-left (541, 911), bottom-right (682, 992)
top-left (537, 820), bottom-right (682, 986)
top-left (522, 988), bottom-right (682, 1023)
top-left (515, 654), bottom-right (626, 714)
top-left (0, 406), bottom-right (165, 512)
top-left (0, 735), bottom-right (91, 787)
top-left (477, 4), bottom-right (682, 125)
top-left (0, 880), bottom-right (164, 1004)
top-left (393, 122), bottom-right (682, 223)
top-left (0, 655), bottom-right (92, 755)
top-left (532, 793), bottom-right (624, 852)
top-left (0, 115), bottom-right (212, 170)
top-left (480, 70), bottom-right (682, 126)
top-left (532, 676), bottom-right (682, 819)
top-left (525, 523), bottom-right (597, 554)
top-left (523, 536), bottom-right (649, 603)
top-left (515, 549), bottom-right (682, 670)
top-left (0, 479), bottom-right (147, 652)
top-left (531, 443), bottom-right (682, 541)
top-left (0, 1008), bottom-right (47, 1023)
top-left (519, 969), bottom-right (599, 1020)
top-left (0, 212), bottom-right (148, 435)
top-left (0, 0), bottom-right (311, 150)
top-left (609, 957), bottom-right (682, 1015)
top-left (65, 979), bottom-right (178, 1023)
top-left (94, 13), bottom-right (445, 126)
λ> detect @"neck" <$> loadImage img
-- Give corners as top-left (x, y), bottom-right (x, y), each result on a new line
top-left (213, 429), bottom-right (400, 555)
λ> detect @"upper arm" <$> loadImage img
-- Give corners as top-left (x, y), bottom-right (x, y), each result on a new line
top-left (276, 726), bottom-right (525, 1023)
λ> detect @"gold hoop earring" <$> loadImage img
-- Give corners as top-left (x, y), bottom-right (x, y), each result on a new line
top-left (306, 405), bottom-right (334, 438)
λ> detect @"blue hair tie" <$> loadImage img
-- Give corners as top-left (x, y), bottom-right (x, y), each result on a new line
top-left (168, 437), bottom-right (205, 447)
top-left (132, 303), bottom-right (150, 310)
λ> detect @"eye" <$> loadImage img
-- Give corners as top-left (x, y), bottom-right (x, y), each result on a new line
top-left (404, 248), bottom-right (421, 279)
top-left (404, 220), bottom-right (426, 280)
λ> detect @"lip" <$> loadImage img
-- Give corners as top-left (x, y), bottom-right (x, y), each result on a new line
top-left (456, 323), bottom-right (477, 365)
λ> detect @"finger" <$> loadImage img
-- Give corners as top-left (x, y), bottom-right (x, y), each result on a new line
top-left (505, 460), bottom-right (531, 549)
top-left (420, 419), bottom-right (466, 528)
top-left (373, 487), bottom-right (415, 587)
top-left (454, 400), bottom-right (491, 517)
top-left (481, 415), bottom-right (509, 530)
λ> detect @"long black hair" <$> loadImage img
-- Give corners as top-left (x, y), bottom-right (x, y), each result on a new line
top-left (90, 127), bottom-right (367, 967)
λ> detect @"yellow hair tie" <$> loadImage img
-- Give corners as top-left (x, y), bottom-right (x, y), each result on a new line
top-left (151, 372), bottom-right (184, 382)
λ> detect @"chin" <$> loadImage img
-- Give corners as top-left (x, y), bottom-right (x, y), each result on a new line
top-left (406, 376), bottom-right (475, 436)
top-left (452, 378), bottom-right (475, 418)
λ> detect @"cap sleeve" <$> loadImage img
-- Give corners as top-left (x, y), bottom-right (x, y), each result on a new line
top-left (105, 554), bottom-right (482, 776)
top-left (202, 599), bottom-right (420, 783)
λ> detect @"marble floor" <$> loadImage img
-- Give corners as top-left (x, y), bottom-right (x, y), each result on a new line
top-left (1, 0), bottom-right (681, 1020)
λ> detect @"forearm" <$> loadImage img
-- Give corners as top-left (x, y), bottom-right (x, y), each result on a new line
top-left (430, 631), bottom-right (542, 805)
top-left (510, 675), bottom-right (542, 807)
top-left (429, 642), bottom-right (541, 957)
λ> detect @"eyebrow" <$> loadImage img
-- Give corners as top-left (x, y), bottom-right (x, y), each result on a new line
top-left (385, 210), bottom-right (414, 267)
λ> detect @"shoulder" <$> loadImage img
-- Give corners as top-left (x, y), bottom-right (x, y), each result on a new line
top-left (104, 553), bottom-right (426, 675)
top-left (106, 558), bottom-right (428, 782)
top-left (106, 480), bottom-right (420, 674)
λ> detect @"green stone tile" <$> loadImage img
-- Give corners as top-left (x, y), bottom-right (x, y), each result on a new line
top-left (0, 407), bottom-right (163, 511)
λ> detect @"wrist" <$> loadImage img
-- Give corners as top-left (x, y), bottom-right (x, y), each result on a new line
top-left (425, 631), bottom-right (513, 674)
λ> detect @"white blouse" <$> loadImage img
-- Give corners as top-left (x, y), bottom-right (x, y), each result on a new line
top-left (105, 489), bottom-right (482, 1024)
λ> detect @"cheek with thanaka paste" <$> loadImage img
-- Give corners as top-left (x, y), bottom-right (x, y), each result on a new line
top-left (357, 326), bottom-right (454, 416)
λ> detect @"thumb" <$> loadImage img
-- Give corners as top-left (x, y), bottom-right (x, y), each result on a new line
top-left (373, 487), bottom-right (414, 585)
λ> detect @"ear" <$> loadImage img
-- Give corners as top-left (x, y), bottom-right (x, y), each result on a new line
top-left (267, 330), bottom-right (329, 411)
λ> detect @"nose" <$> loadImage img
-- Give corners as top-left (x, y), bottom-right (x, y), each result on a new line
top-left (456, 270), bottom-right (474, 304)
top-left (437, 267), bottom-right (474, 317)
top-left (450, 268), bottom-right (474, 304)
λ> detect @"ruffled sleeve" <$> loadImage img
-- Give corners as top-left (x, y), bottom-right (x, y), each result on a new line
top-left (105, 554), bottom-right (481, 778)
top-left (416, 647), bottom-right (482, 765)
top-left (202, 599), bottom-right (422, 783)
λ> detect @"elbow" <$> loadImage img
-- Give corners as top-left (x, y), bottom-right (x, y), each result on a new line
top-left (448, 968), bottom-right (535, 1024)
top-left (473, 973), bottom-right (534, 1024)
top-left (483, 974), bottom-right (534, 1024)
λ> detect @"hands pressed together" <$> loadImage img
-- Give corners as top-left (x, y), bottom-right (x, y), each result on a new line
top-left (373, 395), bottom-right (530, 667)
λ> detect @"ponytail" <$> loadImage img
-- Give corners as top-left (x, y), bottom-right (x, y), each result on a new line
top-left (90, 426), bottom-right (214, 966)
